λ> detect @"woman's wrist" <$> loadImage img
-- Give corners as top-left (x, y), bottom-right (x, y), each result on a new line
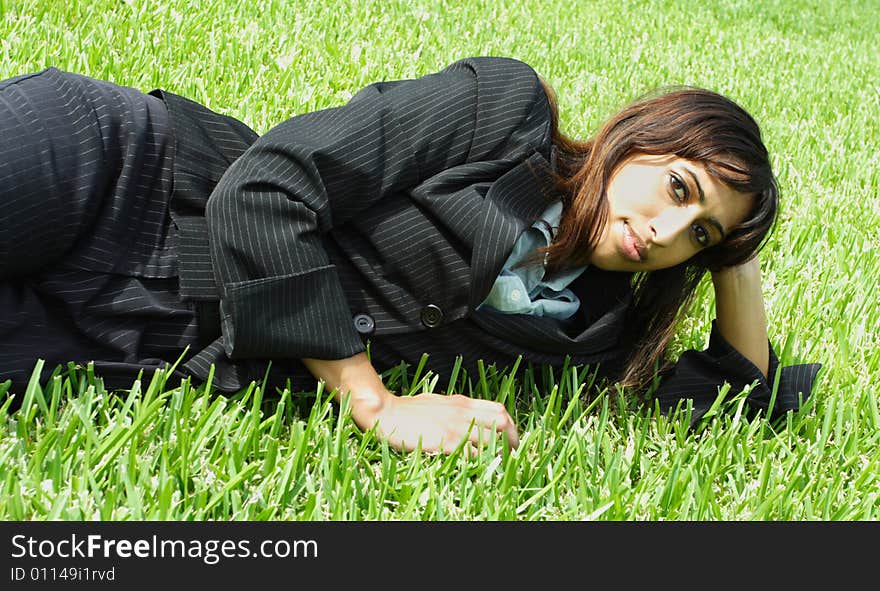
top-left (344, 383), bottom-right (394, 427)
top-left (302, 353), bottom-right (395, 427)
top-left (711, 256), bottom-right (761, 285)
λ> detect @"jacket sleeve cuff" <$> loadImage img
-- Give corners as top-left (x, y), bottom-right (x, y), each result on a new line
top-left (653, 320), bottom-right (822, 426)
top-left (220, 265), bottom-right (365, 361)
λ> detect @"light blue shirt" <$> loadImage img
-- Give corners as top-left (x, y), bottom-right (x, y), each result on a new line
top-left (477, 200), bottom-right (588, 320)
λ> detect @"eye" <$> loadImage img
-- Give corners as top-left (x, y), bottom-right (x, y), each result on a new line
top-left (692, 223), bottom-right (710, 247)
top-left (669, 173), bottom-right (688, 202)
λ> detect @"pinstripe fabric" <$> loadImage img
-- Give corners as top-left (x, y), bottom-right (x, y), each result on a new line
top-left (0, 68), bottom-right (199, 393)
top-left (0, 68), bottom-right (177, 278)
top-left (653, 321), bottom-right (822, 424)
top-left (0, 59), bottom-right (821, 425)
top-left (148, 89), bottom-right (258, 301)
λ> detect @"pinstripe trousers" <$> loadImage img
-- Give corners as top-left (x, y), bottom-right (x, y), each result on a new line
top-left (0, 68), bottom-right (201, 395)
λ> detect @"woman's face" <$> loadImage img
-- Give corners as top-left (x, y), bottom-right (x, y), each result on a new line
top-left (588, 153), bottom-right (754, 272)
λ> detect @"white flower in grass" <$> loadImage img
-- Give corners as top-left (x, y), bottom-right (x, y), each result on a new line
top-left (246, 486), bottom-right (264, 507)
top-left (40, 480), bottom-right (53, 494)
top-left (623, 438), bottom-right (635, 464)
top-left (350, 44), bottom-right (363, 62)
top-left (743, 479), bottom-right (760, 494)
top-left (204, 468), bottom-right (216, 487)
top-left (243, 21), bottom-right (259, 40)
top-left (275, 52), bottom-right (296, 70)
top-left (78, 490), bottom-right (97, 511)
top-left (298, 85), bottom-right (316, 104)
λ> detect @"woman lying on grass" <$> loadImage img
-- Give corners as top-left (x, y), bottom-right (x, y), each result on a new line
top-left (0, 57), bottom-right (819, 454)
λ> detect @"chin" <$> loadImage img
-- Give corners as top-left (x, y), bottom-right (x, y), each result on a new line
top-left (589, 251), bottom-right (634, 273)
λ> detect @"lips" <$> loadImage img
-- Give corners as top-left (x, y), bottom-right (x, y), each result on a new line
top-left (622, 222), bottom-right (646, 262)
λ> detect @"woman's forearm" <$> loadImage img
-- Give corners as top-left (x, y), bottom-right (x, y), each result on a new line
top-left (711, 257), bottom-right (770, 379)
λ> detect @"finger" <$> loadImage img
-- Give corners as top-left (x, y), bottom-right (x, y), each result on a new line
top-left (440, 420), bottom-right (493, 457)
top-left (503, 416), bottom-right (519, 449)
top-left (466, 421), bottom-right (519, 456)
top-left (468, 401), bottom-right (519, 450)
top-left (467, 424), bottom-right (500, 450)
top-left (442, 436), bottom-right (478, 458)
top-left (462, 398), bottom-right (511, 424)
top-left (488, 416), bottom-right (519, 450)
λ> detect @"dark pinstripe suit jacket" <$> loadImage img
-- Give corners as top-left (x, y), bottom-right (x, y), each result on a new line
top-left (156, 57), bottom-right (819, 423)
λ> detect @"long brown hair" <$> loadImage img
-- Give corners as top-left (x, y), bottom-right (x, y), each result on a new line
top-left (538, 77), bottom-right (779, 390)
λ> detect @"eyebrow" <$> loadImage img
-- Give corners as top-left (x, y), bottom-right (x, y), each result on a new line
top-left (683, 166), bottom-right (726, 240)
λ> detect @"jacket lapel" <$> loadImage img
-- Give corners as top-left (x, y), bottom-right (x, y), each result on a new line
top-left (469, 288), bottom-right (631, 356)
top-left (468, 152), bottom-right (558, 308)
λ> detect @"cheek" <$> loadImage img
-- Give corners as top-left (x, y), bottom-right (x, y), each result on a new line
top-left (646, 240), bottom-right (701, 271)
top-left (605, 182), bottom-right (629, 215)
top-left (608, 170), bottom-right (663, 214)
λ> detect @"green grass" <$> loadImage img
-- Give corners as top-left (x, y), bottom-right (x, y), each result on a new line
top-left (1, 0), bottom-right (878, 520)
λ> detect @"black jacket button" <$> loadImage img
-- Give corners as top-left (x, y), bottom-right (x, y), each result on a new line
top-left (420, 304), bottom-right (443, 328)
top-left (353, 313), bottom-right (375, 335)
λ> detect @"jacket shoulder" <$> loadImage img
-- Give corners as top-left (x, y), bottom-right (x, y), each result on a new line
top-left (445, 55), bottom-right (539, 73)
top-left (441, 57), bottom-right (551, 161)
top-left (442, 56), bottom-right (542, 93)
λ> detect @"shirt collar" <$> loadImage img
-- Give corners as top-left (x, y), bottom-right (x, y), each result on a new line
top-left (532, 200), bottom-right (563, 243)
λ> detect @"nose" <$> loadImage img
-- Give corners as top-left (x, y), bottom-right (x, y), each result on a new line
top-left (648, 206), bottom-right (696, 247)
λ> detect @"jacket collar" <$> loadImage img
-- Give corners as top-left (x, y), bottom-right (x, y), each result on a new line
top-left (468, 151), bottom-right (562, 308)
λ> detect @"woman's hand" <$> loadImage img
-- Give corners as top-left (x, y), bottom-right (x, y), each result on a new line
top-left (302, 353), bottom-right (519, 455)
top-left (364, 392), bottom-right (519, 455)
top-left (711, 256), bottom-right (770, 378)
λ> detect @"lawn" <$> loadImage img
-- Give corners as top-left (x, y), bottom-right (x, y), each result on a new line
top-left (1, 0), bottom-right (877, 520)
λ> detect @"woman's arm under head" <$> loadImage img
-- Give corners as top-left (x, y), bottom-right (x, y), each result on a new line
top-left (710, 256), bottom-right (769, 378)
